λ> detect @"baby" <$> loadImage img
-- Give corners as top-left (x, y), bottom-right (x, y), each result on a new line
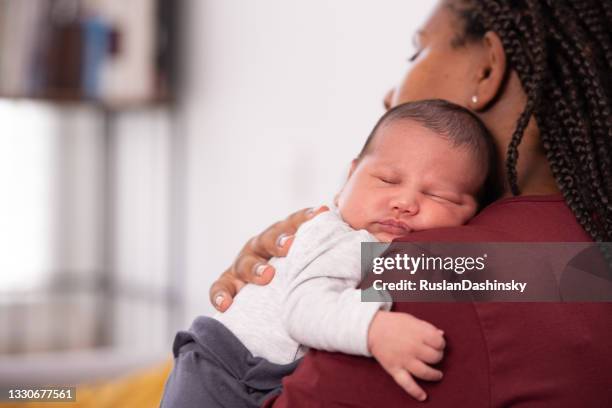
top-left (161, 99), bottom-right (494, 407)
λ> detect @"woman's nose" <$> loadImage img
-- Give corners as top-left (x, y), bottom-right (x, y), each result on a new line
top-left (383, 88), bottom-right (395, 111)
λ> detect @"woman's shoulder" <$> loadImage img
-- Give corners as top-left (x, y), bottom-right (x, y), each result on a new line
top-left (396, 194), bottom-right (591, 243)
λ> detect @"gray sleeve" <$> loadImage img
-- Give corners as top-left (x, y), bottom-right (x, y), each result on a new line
top-left (281, 212), bottom-right (391, 357)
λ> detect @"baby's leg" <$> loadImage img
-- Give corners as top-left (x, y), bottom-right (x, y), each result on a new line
top-left (160, 316), bottom-right (299, 408)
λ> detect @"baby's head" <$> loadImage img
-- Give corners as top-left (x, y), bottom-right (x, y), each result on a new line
top-left (336, 99), bottom-right (496, 242)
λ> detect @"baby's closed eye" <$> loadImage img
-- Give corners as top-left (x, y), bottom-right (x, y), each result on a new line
top-left (374, 174), bottom-right (400, 185)
top-left (423, 192), bottom-right (460, 205)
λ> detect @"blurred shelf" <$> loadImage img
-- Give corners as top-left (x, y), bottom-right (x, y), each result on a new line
top-left (0, 0), bottom-right (179, 112)
top-left (0, 93), bottom-right (174, 111)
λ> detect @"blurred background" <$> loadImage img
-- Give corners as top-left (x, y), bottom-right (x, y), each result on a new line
top-left (0, 0), bottom-right (434, 390)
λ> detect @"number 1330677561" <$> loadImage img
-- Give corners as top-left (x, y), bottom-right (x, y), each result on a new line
top-left (3, 387), bottom-right (76, 402)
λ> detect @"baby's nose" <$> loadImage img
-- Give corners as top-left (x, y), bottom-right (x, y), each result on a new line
top-left (392, 198), bottom-right (418, 215)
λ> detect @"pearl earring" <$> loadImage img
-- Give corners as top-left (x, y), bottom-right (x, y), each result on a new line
top-left (471, 95), bottom-right (478, 104)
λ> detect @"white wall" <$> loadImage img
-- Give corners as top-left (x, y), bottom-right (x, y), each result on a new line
top-left (181, 0), bottom-right (436, 320)
top-left (0, 0), bottom-right (437, 353)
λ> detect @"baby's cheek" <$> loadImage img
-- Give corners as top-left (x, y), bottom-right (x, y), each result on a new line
top-left (344, 206), bottom-right (370, 230)
top-left (421, 205), bottom-right (460, 229)
top-left (337, 200), bottom-right (362, 228)
top-left (450, 206), bottom-right (475, 226)
top-left (456, 201), bottom-right (478, 224)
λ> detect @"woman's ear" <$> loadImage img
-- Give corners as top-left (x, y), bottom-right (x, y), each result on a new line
top-left (471, 31), bottom-right (507, 110)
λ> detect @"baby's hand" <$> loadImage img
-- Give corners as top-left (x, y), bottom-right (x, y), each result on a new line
top-left (368, 311), bottom-right (445, 402)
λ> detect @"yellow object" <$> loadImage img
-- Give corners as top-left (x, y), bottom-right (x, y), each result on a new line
top-left (0, 359), bottom-right (172, 408)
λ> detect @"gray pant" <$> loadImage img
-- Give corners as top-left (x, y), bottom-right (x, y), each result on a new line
top-left (160, 316), bottom-right (300, 408)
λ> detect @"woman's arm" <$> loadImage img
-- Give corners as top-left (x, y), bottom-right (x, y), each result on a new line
top-left (209, 206), bottom-right (328, 311)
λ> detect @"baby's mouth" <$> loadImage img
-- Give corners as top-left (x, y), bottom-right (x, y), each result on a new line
top-left (376, 219), bottom-right (411, 235)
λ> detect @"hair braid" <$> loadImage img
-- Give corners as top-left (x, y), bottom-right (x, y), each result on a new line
top-left (453, 0), bottom-right (612, 241)
top-left (543, 18), bottom-right (610, 237)
top-left (545, 2), bottom-right (612, 237)
top-left (471, 0), bottom-right (545, 195)
top-left (603, 1), bottom-right (612, 32)
top-left (571, 1), bottom-right (612, 70)
top-left (549, 31), bottom-right (612, 237)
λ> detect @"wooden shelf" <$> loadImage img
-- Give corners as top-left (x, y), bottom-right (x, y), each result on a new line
top-left (0, 0), bottom-right (179, 112)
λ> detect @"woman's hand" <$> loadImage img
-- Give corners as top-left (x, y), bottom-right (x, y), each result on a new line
top-left (209, 205), bottom-right (329, 312)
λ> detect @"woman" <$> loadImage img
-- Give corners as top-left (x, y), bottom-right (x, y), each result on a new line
top-left (209, 0), bottom-right (612, 406)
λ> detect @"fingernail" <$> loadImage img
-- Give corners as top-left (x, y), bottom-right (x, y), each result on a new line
top-left (254, 263), bottom-right (267, 277)
top-left (305, 207), bottom-right (315, 216)
top-left (309, 205), bottom-right (327, 217)
top-left (420, 393), bottom-right (427, 402)
top-left (276, 233), bottom-right (291, 248)
top-left (214, 294), bottom-right (224, 307)
top-left (438, 330), bottom-right (445, 335)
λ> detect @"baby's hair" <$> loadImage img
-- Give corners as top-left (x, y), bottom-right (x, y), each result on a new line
top-left (358, 99), bottom-right (500, 206)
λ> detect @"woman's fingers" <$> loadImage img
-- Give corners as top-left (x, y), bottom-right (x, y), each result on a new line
top-left (210, 205), bottom-right (329, 312)
top-left (391, 369), bottom-right (427, 402)
top-left (250, 206), bottom-right (329, 258)
top-left (250, 228), bottom-right (295, 259)
top-left (209, 270), bottom-right (241, 312)
top-left (234, 253), bottom-right (276, 285)
top-left (286, 205), bottom-right (329, 230)
top-left (210, 257), bottom-right (275, 312)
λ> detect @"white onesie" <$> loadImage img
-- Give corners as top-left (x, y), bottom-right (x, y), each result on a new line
top-left (214, 209), bottom-right (391, 364)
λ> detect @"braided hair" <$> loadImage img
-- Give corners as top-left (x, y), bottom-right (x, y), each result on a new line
top-left (449, 0), bottom-right (612, 242)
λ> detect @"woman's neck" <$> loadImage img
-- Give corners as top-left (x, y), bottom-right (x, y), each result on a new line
top-left (499, 154), bottom-right (561, 198)
top-left (480, 72), bottom-right (560, 198)
top-left (493, 125), bottom-right (561, 197)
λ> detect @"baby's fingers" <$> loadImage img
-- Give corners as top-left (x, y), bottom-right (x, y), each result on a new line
top-left (417, 345), bottom-right (444, 364)
top-left (423, 328), bottom-right (446, 350)
top-left (392, 369), bottom-right (427, 402)
top-left (407, 360), bottom-right (444, 382)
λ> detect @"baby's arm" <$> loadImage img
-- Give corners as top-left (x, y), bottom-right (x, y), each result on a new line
top-left (281, 213), bottom-right (445, 401)
top-left (368, 310), bottom-right (445, 402)
top-left (281, 212), bottom-right (389, 356)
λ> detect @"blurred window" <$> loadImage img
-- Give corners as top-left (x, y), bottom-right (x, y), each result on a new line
top-left (0, 101), bottom-right (57, 292)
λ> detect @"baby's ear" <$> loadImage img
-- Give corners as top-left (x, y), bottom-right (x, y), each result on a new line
top-left (348, 158), bottom-right (359, 178)
top-left (335, 159), bottom-right (359, 207)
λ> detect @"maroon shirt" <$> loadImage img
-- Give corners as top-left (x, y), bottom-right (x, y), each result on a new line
top-left (264, 195), bottom-right (612, 407)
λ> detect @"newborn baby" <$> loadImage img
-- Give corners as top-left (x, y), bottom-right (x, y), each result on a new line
top-left (161, 99), bottom-right (494, 407)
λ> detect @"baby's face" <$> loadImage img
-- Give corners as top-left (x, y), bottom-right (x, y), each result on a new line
top-left (336, 120), bottom-right (485, 242)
